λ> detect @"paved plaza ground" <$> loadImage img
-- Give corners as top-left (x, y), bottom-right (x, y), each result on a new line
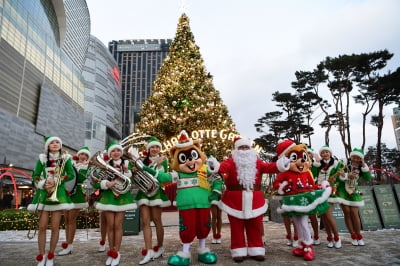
top-left (0, 211), bottom-right (399, 266)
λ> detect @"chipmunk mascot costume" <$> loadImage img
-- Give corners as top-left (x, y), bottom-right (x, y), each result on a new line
top-left (142, 130), bottom-right (222, 266)
top-left (273, 140), bottom-right (332, 261)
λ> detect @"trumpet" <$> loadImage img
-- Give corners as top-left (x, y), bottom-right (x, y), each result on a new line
top-left (47, 151), bottom-right (68, 202)
top-left (88, 151), bottom-right (132, 195)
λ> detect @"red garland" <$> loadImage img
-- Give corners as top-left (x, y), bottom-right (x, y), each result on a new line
top-left (153, 246), bottom-right (159, 252)
top-left (61, 242), bottom-right (68, 249)
top-left (141, 249), bottom-right (147, 256)
top-left (47, 252), bottom-right (55, 260)
top-left (36, 254), bottom-right (43, 261)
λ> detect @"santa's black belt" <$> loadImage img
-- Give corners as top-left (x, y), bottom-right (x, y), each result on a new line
top-left (226, 184), bottom-right (262, 191)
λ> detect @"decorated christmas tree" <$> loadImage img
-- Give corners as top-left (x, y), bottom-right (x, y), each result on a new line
top-left (136, 13), bottom-right (238, 160)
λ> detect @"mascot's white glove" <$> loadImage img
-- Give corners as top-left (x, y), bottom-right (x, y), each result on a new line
top-left (206, 155), bottom-right (220, 173)
top-left (278, 181), bottom-right (288, 195)
top-left (277, 156), bottom-right (291, 172)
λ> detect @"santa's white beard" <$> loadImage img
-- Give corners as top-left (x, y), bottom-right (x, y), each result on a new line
top-left (232, 149), bottom-right (257, 189)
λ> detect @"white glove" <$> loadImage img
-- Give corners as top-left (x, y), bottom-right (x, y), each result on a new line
top-left (279, 156), bottom-right (291, 167)
top-left (313, 152), bottom-right (321, 162)
top-left (128, 145), bottom-right (140, 160)
top-left (206, 155), bottom-right (220, 173)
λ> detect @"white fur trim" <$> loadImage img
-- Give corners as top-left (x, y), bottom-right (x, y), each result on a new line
top-left (319, 146), bottom-right (332, 155)
top-left (77, 149), bottom-right (91, 157)
top-left (334, 197), bottom-right (365, 207)
top-left (146, 141), bottom-right (162, 150)
top-left (234, 138), bottom-right (252, 149)
top-left (94, 202), bottom-right (137, 211)
top-left (231, 247), bottom-right (247, 257)
top-left (350, 151), bottom-right (364, 159)
top-left (278, 181), bottom-right (288, 195)
top-left (219, 193), bottom-right (268, 219)
top-left (197, 247), bottom-right (210, 255)
top-left (176, 251), bottom-right (191, 259)
top-left (136, 198), bottom-right (171, 208)
top-left (247, 246), bottom-right (265, 256)
top-left (72, 202), bottom-right (89, 209)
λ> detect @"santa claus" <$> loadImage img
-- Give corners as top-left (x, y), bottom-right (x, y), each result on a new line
top-left (218, 137), bottom-right (290, 263)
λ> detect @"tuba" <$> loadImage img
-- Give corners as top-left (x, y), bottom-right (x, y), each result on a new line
top-left (88, 151), bottom-right (132, 195)
top-left (122, 147), bottom-right (160, 197)
top-left (120, 132), bottom-right (160, 197)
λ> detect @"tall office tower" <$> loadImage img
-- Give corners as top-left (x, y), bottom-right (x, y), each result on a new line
top-left (82, 36), bottom-right (122, 153)
top-left (0, 0), bottom-right (90, 172)
top-left (108, 39), bottom-right (172, 138)
top-left (392, 106), bottom-right (400, 150)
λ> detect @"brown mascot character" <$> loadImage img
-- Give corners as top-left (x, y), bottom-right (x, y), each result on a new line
top-left (142, 130), bottom-right (222, 266)
top-left (273, 139), bottom-right (332, 261)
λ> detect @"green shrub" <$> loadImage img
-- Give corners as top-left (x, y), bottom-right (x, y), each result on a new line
top-left (0, 209), bottom-right (100, 231)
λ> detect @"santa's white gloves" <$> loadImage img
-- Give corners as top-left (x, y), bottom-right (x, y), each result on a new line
top-left (206, 155), bottom-right (220, 173)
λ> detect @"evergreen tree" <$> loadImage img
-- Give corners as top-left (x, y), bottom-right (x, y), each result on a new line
top-left (136, 14), bottom-right (237, 160)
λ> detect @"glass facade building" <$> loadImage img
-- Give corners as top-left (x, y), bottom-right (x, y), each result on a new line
top-left (108, 39), bottom-right (172, 137)
top-left (82, 36), bottom-right (122, 153)
top-left (0, 0), bottom-right (90, 172)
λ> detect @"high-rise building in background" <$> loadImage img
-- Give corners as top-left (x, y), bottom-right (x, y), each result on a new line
top-left (82, 36), bottom-right (122, 153)
top-left (0, 0), bottom-right (90, 173)
top-left (108, 39), bottom-right (172, 138)
top-left (392, 106), bottom-right (400, 150)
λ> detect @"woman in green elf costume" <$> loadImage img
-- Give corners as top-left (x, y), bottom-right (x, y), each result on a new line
top-left (92, 140), bottom-right (137, 266)
top-left (28, 136), bottom-right (75, 266)
top-left (136, 137), bottom-right (171, 265)
top-left (311, 145), bottom-right (343, 249)
top-left (336, 148), bottom-right (371, 246)
top-left (58, 146), bottom-right (91, 256)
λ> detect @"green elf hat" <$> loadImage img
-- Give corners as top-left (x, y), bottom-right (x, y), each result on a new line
top-left (319, 145), bottom-right (332, 155)
top-left (107, 140), bottom-right (123, 156)
top-left (77, 146), bottom-right (91, 157)
top-left (307, 147), bottom-right (315, 153)
top-left (350, 147), bottom-right (364, 159)
top-left (146, 137), bottom-right (162, 151)
top-left (44, 136), bottom-right (62, 151)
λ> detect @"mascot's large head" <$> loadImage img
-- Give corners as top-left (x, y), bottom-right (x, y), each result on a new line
top-left (169, 130), bottom-right (207, 173)
top-left (276, 139), bottom-right (309, 173)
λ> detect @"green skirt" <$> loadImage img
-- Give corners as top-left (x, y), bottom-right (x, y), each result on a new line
top-left (278, 188), bottom-right (331, 216)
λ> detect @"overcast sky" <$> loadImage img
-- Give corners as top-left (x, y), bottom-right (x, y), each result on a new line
top-left (86, 0), bottom-right (400, 158)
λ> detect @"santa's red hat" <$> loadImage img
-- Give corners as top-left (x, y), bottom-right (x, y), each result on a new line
top-left (276, 139), bottom-right (295, 158)
top-left (234, 136), bottom-right (252, 150)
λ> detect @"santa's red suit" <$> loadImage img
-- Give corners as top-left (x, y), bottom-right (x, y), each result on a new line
top-left (219, 137), bottom-right (288, 261)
